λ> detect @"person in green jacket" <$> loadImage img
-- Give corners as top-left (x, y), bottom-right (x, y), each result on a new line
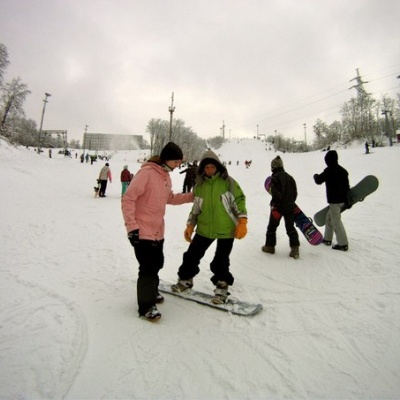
top-left (172, 150), bottom-right (247, 304)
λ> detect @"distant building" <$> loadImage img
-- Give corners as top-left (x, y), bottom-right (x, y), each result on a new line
top-left (83, 133), bottom-right (143, 151)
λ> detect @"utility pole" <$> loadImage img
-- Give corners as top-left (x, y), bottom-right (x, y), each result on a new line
top-left (83, 124), bottom-right (89, 155)
top-left (381, 110), bottom-right (393, 147)
top-left (221, 121), bottom-right (225, 139)
top-left (168, 92), bottom-right (175, 142)
top-left (37, 92), bottom-right (51, 154)
top-left (256, 124), bottom-right (259, 139)
top-left (303, 123), bottom-right (307, 144)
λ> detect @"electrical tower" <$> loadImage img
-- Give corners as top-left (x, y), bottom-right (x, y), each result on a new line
top-left (349, 68), bottom-right (369, 98)
top-left (349, 68), bottom-right (371, 137)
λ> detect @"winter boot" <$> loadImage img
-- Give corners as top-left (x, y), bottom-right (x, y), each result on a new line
top-left (289, 246), bottom-right (299, 259)
top-left (156, 292), bottom-right (164, 304)
top-left (141, 305), bottom-right (161, 321)
top-left (332, 244), bottom-right (348, 251)
top-left (261, 245), bottom-right (275, 254)
top-left (212, 281), bottom-right (230, 304)
top-left (171, 278), bottom-right (193, 293)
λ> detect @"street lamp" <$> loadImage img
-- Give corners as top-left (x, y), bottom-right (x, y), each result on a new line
top-left (37, 92), bottom-right (51, 153)
top-left (168, 92), bottom-right (175, 141)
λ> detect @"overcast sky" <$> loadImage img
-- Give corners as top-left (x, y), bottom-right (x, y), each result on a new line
top-left (1, 0), bottom-right (399, 143)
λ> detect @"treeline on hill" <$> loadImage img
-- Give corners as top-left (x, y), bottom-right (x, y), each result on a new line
top-left (146, 118), bottom-right (227, 161)
top-left (1, 42), bottom-right (399, 153)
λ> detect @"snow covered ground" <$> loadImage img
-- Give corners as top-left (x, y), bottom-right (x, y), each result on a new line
top-left (0, 137), bottom-right (399, 400)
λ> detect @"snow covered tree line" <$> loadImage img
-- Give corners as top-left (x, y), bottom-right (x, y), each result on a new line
top-left (311, 91), bottom-right (399, 150)
top-left (267, 90), bottom-right (400, 153)
top-left (146, 117), bottom-right (208, 161)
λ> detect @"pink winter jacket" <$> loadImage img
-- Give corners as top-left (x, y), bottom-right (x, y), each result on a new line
top-left (121, 161), bottom-right (194, 241)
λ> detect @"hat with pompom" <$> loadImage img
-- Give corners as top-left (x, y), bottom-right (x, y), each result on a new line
top-left (271, 156), bottom-right (283, 170)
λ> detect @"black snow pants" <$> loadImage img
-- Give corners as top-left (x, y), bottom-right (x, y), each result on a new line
top-left (178, 234), bottom-right (235, 286)
top-left (133, 239), bottom-right (164, 315)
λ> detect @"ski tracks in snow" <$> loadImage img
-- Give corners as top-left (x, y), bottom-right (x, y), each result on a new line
top-left (0, 273), bottom-right (88, 399)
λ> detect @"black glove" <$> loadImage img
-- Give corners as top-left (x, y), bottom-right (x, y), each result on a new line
top-left (128, 230), bottom-right (140, 247)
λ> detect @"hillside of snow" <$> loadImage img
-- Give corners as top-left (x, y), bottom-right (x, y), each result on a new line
top-left (0, 138), bottom-right (399, 399)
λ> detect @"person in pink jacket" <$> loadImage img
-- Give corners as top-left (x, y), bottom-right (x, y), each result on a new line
top-left (121, 142), bottom-right (194, 321)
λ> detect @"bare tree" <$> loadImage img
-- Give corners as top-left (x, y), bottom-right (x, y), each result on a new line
top-left (0, 43), bottom-right (10, 85)
top-left (0, 77), bottom-right (31, 133)
top-left (146, 118), bottom-right (206, 160)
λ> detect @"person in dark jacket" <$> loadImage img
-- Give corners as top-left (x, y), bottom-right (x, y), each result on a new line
top-left (262, 156), bottom-right (300, 259)
top-left (180, 161), bottom-right (198, 193)
top-left (313, 150), bottom-right (350, 251)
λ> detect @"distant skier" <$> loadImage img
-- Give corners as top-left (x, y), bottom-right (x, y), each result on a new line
top-left (179, 161), bottom-right (198, 193)
top-left (98, 163), bottom-right (112, 197)
top-left (120, 165), bottom-right (133, 196)
top-left (313, 150), bottom-right (350, 251)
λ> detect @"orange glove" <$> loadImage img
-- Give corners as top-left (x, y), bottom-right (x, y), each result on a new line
top-left (184, 225), bottom-right (194, 243)
top-left (235, 218), bottom-right (247, 239)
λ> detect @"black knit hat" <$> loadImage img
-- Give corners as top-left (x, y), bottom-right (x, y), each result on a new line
top-left (160, 142), bottom-right (183, 161)
top-left (271, 156), bottom-right (283, 170)
top-left (324, 150), bottom-right (338, 167)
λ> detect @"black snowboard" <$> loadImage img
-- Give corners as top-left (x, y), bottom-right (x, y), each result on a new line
top-left (314, 175), bottom-right (379, 227)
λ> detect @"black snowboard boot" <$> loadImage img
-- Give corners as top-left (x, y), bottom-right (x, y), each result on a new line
top-left (261, 245), bottom-right (275, 254)
top-left (289, 246), bottom-right (299, 259)
top-left (332, 244), bottom-right (348, 251)
top-left (156, 292), bottom-right (164, 303)
top-left (141, 305), bottom-right (161, 321)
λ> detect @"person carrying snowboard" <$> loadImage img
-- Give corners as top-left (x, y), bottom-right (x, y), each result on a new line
top-left (121, 142), bottom-right (194, 321)
top-left (171, 150), bottom-right (248, 304)
top-left (313, 150), bottom-right (350, 251)
top-left (262, 156), bottom-right (300, 259)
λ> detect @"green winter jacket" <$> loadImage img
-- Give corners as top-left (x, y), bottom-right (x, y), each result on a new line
top-left (188, 172), bottom-right (247, 239)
